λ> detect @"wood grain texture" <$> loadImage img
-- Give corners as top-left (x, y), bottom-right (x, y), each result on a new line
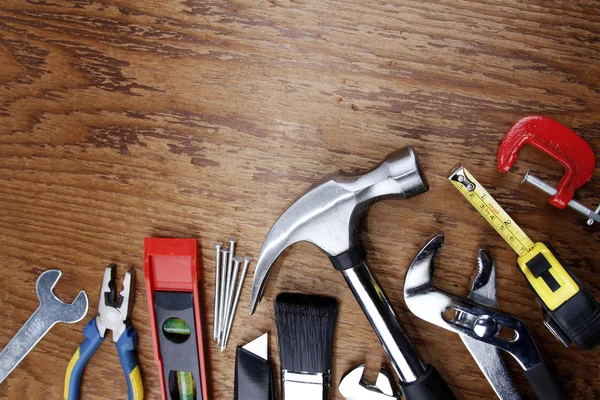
top-left (0, 0), bottom-right (599, 398)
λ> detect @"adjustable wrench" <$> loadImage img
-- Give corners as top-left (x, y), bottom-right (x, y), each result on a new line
top-left (339, 364), bottom-right (398, 400)
top-left (0, 270), bottom-right (88, 384)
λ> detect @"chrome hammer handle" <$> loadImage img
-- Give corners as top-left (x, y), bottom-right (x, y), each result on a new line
top-left (336, 256), bottom-right (456, 400)
top-left (343, 262), bottom-right (426, 381)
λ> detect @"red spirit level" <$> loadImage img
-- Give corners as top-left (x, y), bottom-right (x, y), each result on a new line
top-left (144, 238), bottom-right (209, 400)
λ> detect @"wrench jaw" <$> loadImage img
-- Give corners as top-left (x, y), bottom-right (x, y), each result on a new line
top-left (374, 366), bottom-right (394, 396)
top-left (339, 364), bottom-right (397, 400)
top-left (61, 292), bottom-right (89, 324)
top-left (456, 246), bottom-right (499, 344)
top-left (35, 270), bottom-right (62, 305)
top-left (404, 232), bottom-right (507, 338)
top-left (0, 269), bottom-right (89, 385)
top-left (35, 270), bottom-right (89, 324)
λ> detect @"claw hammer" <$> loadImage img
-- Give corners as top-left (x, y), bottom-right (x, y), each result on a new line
top-left (250, 147), bottom-right (456, 400)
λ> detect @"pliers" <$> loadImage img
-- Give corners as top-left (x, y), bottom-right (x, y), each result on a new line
top-left (64, 264), bottom-right (144, 400)
top-left (404, 232), bottom-right (563, 400)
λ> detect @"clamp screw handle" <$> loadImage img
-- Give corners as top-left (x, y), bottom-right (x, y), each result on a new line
top-left (522, 170), bottom-right (600, 225)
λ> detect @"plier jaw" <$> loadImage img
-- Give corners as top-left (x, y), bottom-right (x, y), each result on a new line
top-left (96, 264), bottom-right (135, 342)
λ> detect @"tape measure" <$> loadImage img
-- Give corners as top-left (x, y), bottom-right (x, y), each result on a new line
top-left (448, 166), bottom-right (579, 311)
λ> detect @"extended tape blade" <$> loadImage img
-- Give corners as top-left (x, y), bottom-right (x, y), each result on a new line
top-left (448, 166), bottom-right (534, 257)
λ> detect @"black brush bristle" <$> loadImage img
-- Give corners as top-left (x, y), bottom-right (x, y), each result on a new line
top-left (275, 292), bottom-right (338, 374)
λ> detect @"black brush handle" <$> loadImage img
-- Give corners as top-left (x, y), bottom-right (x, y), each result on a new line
top-left (400, 365), bottom-right (457, 400)
top-left (523, 362), bottom-right (563, 400)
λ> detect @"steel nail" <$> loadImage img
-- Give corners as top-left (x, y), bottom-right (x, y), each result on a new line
top-left (218, 246), bottom-right (229, 344)
top-left (213, 242), bottom-right (223, 342)
top-left (222, 256), bottom-right (252, 350)
top-left (222, 256), bottom-right (242, 351)
top-left (222, 237), bottom-right (237, 336)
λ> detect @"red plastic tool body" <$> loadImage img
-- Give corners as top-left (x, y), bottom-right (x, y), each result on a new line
top-left (498, 115), bottom-right (595, 208)
top-left (144, 238), bottom-right (209, 400)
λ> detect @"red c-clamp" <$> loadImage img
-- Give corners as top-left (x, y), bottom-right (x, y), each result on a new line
top-left (498, 115), bottom-right (596, 209)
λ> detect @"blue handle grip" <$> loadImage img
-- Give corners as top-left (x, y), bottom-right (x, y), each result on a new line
top-left (64, 318), bottom-right (103, 400)
top-left (116, 325), bottom-right (144, 400)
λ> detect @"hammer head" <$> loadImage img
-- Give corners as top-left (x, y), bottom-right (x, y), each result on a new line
top-left (250, 147), bottom-right (428, 313)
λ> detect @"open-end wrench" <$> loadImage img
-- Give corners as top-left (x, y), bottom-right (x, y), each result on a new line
top-left (339, 364), bottom-right (397, 400)
top-left (0, 270), bottom-right (88, 384)
top-left (404, 233), bottom-right (563, 400)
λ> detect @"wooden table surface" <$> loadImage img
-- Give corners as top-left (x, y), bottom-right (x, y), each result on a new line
top-left (1, 0), bottom-right (599, 399)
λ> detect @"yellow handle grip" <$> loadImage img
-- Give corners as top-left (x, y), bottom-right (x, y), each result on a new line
top-left (129, 366), bottom-right (144, 400)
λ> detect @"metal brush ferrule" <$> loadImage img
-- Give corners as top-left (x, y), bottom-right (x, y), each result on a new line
top-left (281, 370), bottom-right (331, 400)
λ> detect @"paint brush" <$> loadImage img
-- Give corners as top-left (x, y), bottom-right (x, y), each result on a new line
top-left (275, 292), bottom-right (338, 400)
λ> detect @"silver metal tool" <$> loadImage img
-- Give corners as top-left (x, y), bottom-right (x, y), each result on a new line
top-left (222, 256), bottom-right (252, 350)
top-left (214, 242), bottom-right (223, 342)
top-left (221, 256), bottom-right (242, 352)
top-left (339, 364), bottom-right (397, 400)
top-left (522, 170), bottom-right (600, 225)
top-left (0, 270), bottom-right (88, 384)
top-left (457, 247), bottom-right (521, 400)
top-left (403, 232), bottom-right (520, 399)
top-left (225, 238), bottom-right (237, 314)
top-left (250, 147), bottom-right (456, 399)
top-left (218, 246), bottom-right (229, 344)
top-left (222, 238), bottom-right (237, 339)
top-left (225, 256), bottom-right (242, 326)
top-left (404, 232), bottom-right (563, 400)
